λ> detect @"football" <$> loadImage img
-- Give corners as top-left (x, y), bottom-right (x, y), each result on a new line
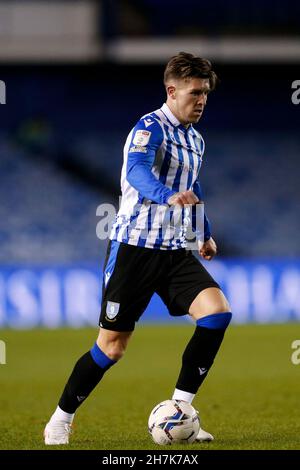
top-left (148, 399), bottom-right (200, 445)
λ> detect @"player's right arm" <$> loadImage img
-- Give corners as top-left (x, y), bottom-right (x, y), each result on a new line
top-left (126, 118), bottom-right (177, 204)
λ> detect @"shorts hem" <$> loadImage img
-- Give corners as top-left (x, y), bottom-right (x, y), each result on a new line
top-left (98, 321), bottom-right (136, 332)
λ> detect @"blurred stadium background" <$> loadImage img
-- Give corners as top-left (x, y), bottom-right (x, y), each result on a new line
top-left (0, 0), bottom-right (299, 327)
top-left (0, 0), bottom-right (300, 452)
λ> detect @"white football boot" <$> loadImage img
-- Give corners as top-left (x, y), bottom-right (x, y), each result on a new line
top-left (195, 427), bottom-right (214, 442)
top-left (44, 420), bottom-right (72, 445)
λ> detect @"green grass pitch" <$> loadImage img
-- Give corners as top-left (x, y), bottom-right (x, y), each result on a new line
top-left (0, 323), bottom-right (300, 450)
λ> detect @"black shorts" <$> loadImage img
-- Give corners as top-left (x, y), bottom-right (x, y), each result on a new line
top-left (99, 240), bottom-right (220, 332)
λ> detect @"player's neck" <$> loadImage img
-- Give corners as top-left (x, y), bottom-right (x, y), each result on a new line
top-left (165, 101), bottom-right (190, 128)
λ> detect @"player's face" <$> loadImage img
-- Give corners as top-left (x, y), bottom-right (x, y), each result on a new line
top-left (167, 78), bottom-right (210, 126)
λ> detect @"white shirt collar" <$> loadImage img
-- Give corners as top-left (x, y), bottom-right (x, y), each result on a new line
top-left (161, 103), bottom-right (192, 130)
top-left (161, 103), bottom-right (181, 127)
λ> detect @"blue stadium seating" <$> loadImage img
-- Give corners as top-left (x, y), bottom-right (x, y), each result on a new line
top-left (0, 136), bottom-right (108, 263)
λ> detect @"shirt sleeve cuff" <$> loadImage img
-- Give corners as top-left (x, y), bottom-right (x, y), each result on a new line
top-left (162, 189), bottom-right (177, 205)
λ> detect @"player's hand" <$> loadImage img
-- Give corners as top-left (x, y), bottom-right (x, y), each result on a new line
top-left (199, 237), bottom-right (217, 261)
top-left (167, 190), bottom-right (200, 208)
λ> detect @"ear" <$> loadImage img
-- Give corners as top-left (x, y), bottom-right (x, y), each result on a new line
top-left (167, 85), bottom-right (176, 100)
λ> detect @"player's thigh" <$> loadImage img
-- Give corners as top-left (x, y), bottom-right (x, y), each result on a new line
top-left (100, 240), bottom-right (165, 332)
top-left (158, 250), bottom-right (222, 318)
top-left (189, 287), bottom-right (230, 320)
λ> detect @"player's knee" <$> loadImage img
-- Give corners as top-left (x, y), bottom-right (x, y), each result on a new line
top-left (96, 338), bottom-right (128, 361)
top-left (210, 297), bottom-right (231, 314)
top-left (189, 288), bottom-right (231, 318)
top-left (96, 330), bottom-right (132, 361)
top-left (196, 302), bottom-right (231, 318)
top-left (105, 343), bottom-right (126, 361)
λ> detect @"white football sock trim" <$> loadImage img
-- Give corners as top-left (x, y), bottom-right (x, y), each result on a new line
top-left (172, 388), bottom-right (195, 404)
top-left (50, 406), bottom-right (75, 424)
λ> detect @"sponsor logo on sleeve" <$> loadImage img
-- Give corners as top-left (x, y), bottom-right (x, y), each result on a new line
top-left (132, 129), bottom-right (151, 146)
top-left (143, 118), bottom-right (154, 128)
top-left (129, 145), bottom-right (148, 153)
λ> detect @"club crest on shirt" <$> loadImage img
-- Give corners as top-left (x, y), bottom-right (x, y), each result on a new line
top-left (132, 129), bottom-right (151, 146)
top-left (106, 301), bottom-right (120, 321)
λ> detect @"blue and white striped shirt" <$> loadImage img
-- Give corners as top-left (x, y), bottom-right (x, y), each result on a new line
top-left (110, 103), bottom-right (211, 250)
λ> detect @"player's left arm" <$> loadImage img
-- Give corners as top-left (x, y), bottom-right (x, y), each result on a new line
top-left (192, 179), bottom-right (217, 260)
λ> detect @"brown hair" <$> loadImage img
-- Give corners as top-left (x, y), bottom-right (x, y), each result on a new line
top-left (164, 52), bottom-right (218, 90)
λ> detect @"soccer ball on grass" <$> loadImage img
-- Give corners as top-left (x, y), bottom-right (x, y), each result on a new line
top-left (148, 399), bottom-right (200, 445)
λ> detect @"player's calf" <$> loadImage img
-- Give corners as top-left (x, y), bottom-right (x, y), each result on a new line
top-left (175, 312), bottom-right (232, 397)
top-left (44, 341), bottom-right (119, 445)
